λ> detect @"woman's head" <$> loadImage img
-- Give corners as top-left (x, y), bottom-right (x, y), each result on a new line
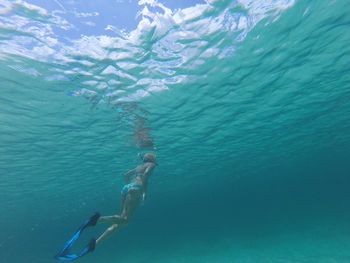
top-left (143, 153), bottom-right (156, 163)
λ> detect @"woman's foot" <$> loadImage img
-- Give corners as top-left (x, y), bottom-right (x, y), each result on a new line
top-left (87, 212), bottom-right (100, 227)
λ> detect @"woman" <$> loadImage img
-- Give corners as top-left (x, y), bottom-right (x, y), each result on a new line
top-left (96, 153), bottom-right (157, 245)
top-left (55, 153), bottom-right (157, 261)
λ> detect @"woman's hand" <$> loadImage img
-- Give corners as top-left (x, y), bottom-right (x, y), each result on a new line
top-left (141, 193), bottom-right (146, 205)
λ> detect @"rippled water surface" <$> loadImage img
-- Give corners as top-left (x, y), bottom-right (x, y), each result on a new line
top-left (1, 0), bottom-right (350, 262)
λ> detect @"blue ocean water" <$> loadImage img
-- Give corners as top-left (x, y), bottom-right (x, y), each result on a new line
top-left (1, 0), bottom-right (350, 262)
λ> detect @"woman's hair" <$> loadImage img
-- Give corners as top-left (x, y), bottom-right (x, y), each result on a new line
top-left (143, 153), bottom-right (156, 163)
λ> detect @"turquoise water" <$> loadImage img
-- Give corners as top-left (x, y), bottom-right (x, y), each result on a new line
top-left (1, 0), bottom-right (350, 262)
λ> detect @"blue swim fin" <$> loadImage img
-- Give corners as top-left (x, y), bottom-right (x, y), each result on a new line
top-left (55, 213), bottom-right (100, 261)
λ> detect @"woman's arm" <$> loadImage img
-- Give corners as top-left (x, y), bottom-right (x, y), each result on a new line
top-left (124, 168), bottom-right (136, 183)
top-left (141, 164), bottom-right (155, 201)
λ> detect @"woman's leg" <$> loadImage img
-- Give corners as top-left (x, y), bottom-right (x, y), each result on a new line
top-left (95, 192), bottom-right (141, 247)
top-left (121, 192), bottom-right (141, 222)
top-left (98, 194), bottom-right (128, 225)
top-left (98, 215), bottom-right (126, 225)
top-left (96, 224), bottom-right (119, 246)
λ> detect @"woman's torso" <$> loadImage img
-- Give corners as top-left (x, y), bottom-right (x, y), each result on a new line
top-left (131, 163), bottom-right (151, 185)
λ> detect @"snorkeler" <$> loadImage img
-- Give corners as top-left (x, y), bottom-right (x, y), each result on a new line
top-left (55, 153), bottom-right (157, 261)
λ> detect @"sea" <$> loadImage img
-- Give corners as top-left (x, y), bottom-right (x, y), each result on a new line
top-left (1, 0), bottom-right (350, 262)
